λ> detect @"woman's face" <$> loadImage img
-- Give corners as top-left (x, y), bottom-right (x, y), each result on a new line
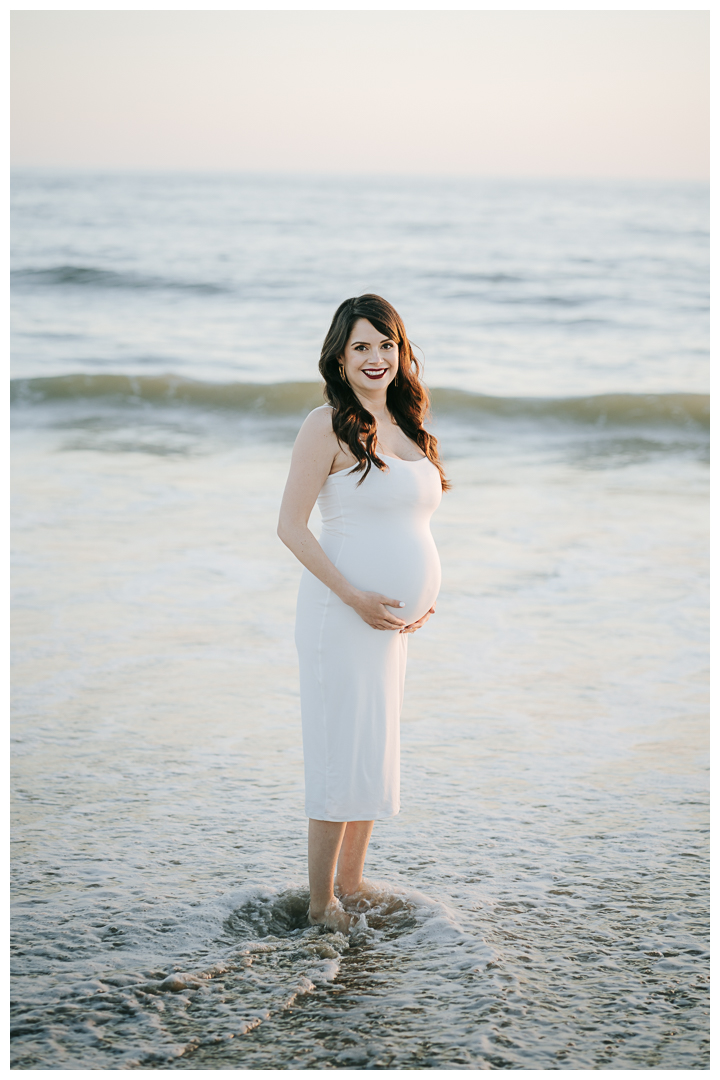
top-left (341, 318), bottom-right (399, 395)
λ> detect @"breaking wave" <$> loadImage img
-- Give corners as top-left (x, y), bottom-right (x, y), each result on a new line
top-left (11, 374), bottom-right (709, 431)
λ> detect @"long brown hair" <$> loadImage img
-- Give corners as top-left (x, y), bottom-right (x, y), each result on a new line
top-left (318, 294), bottom-right (450, 491)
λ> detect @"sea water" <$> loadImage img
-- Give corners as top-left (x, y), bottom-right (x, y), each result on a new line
top-left (11, 172), bottom-right (708, 1069)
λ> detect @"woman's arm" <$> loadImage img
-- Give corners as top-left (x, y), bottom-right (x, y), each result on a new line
top-left (277, 408), bottom-right (407, 631)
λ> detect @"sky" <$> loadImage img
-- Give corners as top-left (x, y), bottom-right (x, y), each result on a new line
top-left (11, 9), bottom-right (709, 179)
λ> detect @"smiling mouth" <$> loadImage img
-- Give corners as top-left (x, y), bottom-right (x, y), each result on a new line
top-left (362, 368), bottom-right (388, 380)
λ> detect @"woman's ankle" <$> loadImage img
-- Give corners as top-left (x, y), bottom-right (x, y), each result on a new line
top-left (308, 896), bottom-right (353, 932)
top-left (336, 878), bottom-right (363, 899)
top-left (309, 895), bottom-right (338, 919)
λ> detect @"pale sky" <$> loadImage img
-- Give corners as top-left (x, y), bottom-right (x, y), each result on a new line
top-left (11, 10), bottom-right (709, 179)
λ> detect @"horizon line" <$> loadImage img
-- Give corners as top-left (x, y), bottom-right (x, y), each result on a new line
top-left (10, 165), bottom-right (709, 185)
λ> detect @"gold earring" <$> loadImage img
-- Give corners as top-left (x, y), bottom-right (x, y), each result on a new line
top-left (339, 364), bottom-right (348, 383)
top-left (394, 371), bottom-right (399, 386)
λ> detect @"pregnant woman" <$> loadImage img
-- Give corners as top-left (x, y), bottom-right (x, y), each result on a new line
top-left (278, 294), bottom-right (449, 933)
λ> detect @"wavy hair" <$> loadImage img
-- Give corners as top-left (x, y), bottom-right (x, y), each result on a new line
top-left (318, 294), bottom-right (450, 491)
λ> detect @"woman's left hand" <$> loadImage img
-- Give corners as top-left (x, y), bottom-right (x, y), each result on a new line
top-left (400, 604), bottom-right (436, 634)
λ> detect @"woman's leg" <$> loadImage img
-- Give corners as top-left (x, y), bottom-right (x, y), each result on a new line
top-left (308, 818), bottom-right (346, 921)
top-left (336, 820), bottom-right (374, 898)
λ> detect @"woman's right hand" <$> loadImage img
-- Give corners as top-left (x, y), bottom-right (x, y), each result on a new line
top-left (349, 591), bottom-right (407, 630)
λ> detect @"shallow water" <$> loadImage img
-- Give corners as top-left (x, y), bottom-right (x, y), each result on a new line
top-left (11, 170), bottom-right (708, 1068)
top-left (11, 410), bottom-right (708, 1069)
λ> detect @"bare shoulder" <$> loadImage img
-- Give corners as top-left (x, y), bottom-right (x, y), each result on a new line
top-left (300, 404), bottom-right (335, 434)
top-left (291, 405), bottom-right (338, 471)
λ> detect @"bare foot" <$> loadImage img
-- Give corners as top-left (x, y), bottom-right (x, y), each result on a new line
top-left (336, 880), bottom-right (377, 911)
top-left (307, 896), bottom-right (354, 934)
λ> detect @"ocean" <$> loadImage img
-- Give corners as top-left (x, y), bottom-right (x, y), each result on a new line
top-left (11, 170), bottom-right (709, 1069)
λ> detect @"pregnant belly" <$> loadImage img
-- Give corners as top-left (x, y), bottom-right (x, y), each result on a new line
top-left (333, 532), bottom-right (441, 627)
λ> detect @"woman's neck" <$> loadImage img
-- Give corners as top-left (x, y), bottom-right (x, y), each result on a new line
top-left (355, 389), bottom-right (391, 423)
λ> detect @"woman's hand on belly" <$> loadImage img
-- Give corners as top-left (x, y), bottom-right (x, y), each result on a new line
top-left (348, 590), bottom-right (408, 631)
top-left (399, 604), bottom-right (436, 635)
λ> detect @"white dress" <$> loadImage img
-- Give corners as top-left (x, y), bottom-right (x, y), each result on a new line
top-left (295, 454), bottom-right (442, 821)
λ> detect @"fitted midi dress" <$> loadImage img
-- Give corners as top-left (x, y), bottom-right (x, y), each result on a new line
top-left (295, 454), bottom-right (442, 822)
